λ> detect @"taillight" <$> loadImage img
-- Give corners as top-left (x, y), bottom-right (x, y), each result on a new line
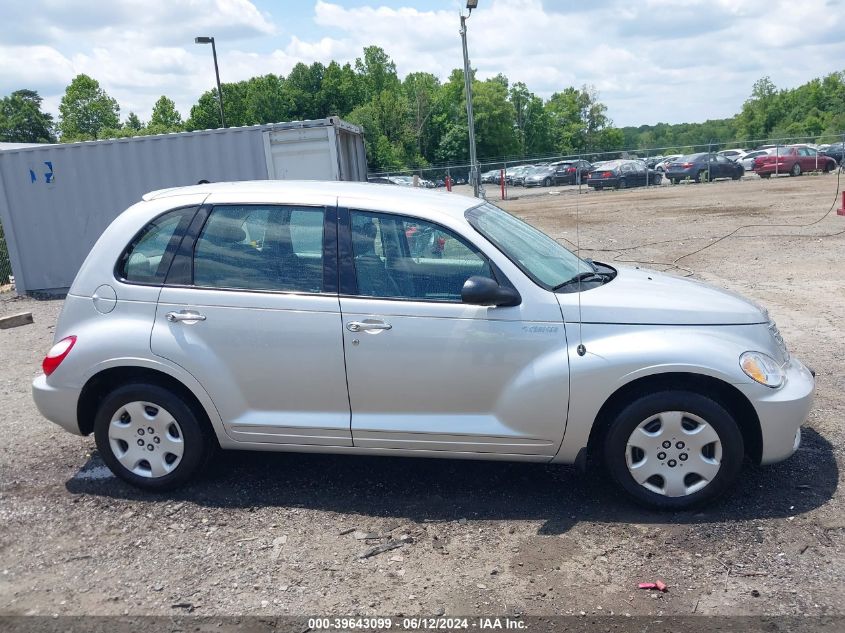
top-left (682, 162), bottom-right (693, 168)
top-left (567, 167), bottom-right (576, 173)
top-left (602, 171), bottom-right (613, 178)
top-left (42, 335), bottom-right (76, 376)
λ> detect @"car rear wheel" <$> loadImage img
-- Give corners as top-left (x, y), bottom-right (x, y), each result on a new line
top-left (544, 177), bottom-right (552, 187)
top-left (603, 391), bottom-right (744, 510)
top-left (94, 383), bottom-right (212, 490)
top-left (617, 178), bottom-right (627, 189)
top-left (732, 168), bottom-right (743, 180)
top-left (790, 163), bottom-right (802, 177)
top-left (652, 173), bottom-right (663, 185)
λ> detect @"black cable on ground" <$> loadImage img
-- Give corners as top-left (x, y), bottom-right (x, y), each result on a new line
top-left (558, 166), bottom-right (843, 276)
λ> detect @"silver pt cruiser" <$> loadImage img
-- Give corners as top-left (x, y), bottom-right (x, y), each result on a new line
top-left (33, 181), bottom-right (814, 509)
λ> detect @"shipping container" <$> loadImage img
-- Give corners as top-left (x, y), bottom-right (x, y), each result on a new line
top-left (0, 117), bottom-right (366, 294)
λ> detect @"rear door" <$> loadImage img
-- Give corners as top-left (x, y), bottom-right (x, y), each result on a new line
top-left (150, 198), bottom-right (353, 446)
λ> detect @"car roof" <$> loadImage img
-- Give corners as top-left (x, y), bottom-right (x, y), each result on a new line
top-left (142, 180), bottom-right (482, 221)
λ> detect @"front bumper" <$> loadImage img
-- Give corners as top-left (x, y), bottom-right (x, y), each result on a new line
top-left (32, 374), bottom-right (83, 435)
top-left (736, 357), bottom-right (815, 465)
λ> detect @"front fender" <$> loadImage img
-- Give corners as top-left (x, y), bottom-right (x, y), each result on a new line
top-left (554, 322), bottom-right (775, 463)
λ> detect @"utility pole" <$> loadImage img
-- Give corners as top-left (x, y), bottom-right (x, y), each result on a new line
top-left (460, 1), bottom-right (480, 197)
top-left (195, 36), bottom-right (226, 128)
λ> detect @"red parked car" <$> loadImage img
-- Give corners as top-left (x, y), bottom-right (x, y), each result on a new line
top-left (753, 146), bottom-right (838, 178)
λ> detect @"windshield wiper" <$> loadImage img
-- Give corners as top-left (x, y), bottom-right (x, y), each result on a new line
top-left (552, 271), bottom-right (606, 291)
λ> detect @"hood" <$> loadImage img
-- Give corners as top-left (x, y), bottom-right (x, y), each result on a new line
top-left (560, 266), bottom-right (768, 325)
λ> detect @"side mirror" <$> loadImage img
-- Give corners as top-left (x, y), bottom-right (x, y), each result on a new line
top-left (461, 276), bottom-right (521, 307)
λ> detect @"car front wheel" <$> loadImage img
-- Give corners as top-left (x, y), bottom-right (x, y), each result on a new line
top-left (603, 391), bottom-right (744, 509)
top-left (94, 383), bottom-right (212, 490)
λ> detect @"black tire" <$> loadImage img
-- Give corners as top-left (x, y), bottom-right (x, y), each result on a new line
top-left (790, 163), bottom-right (801, 177)
top-left (543, 177), bottom-right (552, 187)
top-left (94, 382), bottom-right (213, 491)
top-left (617, 178), bottom-right (627, 189)
top-left (732, 168), bottom-right (743, 180)
top-left (603, 390), bottom-right (744, 510)
top-left (652, 173), bottom-right (663, 185)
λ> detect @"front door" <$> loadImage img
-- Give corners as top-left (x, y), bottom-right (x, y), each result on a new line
top-left (151, 203), bottom-right (352, 446)
top-left (338, 208), bottom-right (569, 456)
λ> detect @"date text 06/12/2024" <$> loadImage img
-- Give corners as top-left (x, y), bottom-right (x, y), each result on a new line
top-left (306, 617), bottom-right (527, 630)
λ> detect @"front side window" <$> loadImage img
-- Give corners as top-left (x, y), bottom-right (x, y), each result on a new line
top-left (193, 205), bottom-right (325, 292)
top-left (466, 202), bottom-right (591, 289)
top-left (118, 207), bottom-right (195, 284)
top-left (350, 210), bottom-right (492, 302)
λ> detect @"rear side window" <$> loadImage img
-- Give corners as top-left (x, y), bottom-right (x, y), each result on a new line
top-left (117, 207), bottom-right (196, 284)
top-left (193, 205), bottom-right (325, 293)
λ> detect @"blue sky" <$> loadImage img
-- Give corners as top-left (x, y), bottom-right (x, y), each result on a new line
top-left (0, 0), bottom-right (843, 129)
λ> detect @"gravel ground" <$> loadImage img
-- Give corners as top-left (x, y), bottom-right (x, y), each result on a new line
top-left (0, 174), bottom-right (843, 618)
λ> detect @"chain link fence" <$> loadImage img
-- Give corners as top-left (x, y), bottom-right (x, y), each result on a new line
top-left (367, 132), bottom-right (845, 200)
top-left (0, 219), bottom-right (13, 288)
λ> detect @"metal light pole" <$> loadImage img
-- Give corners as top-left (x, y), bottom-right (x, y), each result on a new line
top-left (460, 1), bottom-right (480, 197)
top-left (195, 36), bottom-right (226, 128)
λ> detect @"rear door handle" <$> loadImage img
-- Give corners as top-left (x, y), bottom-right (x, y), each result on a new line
top-left (165, 310), bottom-right (206, 323)
top-left (346, 320), bottom-right (392, 332)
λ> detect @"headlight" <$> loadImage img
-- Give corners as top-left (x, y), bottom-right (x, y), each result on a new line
top-left (740, 351), bottom-right (785, 388)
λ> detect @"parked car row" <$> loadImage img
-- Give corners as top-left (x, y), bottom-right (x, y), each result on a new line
top-left (372, 143), bottom-right (841, 192)
top-left (480, 160), bottom-right (594, 188)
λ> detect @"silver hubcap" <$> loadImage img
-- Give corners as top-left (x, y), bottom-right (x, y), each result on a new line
top-left (625, 411), bottom-right (722, 498)
top-left (108, 401), bottom-right (184, 478)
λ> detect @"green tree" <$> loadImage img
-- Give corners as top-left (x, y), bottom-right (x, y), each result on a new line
top-left (149, 95), bottom-right (182, 131)
top-left (472, 76), bottom-right (518, 160)
top-left (245, 74), bottom-right (293, 124)
top-left (403, 72), bottom-right (440, 161)
top-left (355, 46), bottom-right (400, 100)
top-left (318, 62), bottom-right (364, 117)
top-left (187, 81), bottom-right (248, 129)
top-left (284, 62), bottom-right (325, 119)
top-left (124, 112), bottom-right (143, 130)
top-left (58, 74), bottom-right (120, 141)
top-left (0, 89), bottom-right (55, 143)
top-left (736, 76), bottom-right (780, 141)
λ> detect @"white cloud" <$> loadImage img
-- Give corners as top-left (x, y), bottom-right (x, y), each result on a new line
top-left (1, 0), bottom-right (843, 127)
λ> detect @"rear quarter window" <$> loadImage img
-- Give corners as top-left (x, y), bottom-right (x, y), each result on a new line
top-left (116, 207), bottom-right (196, 284)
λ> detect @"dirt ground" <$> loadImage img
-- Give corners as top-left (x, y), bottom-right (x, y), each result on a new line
top-left (0, 174), bottom-right (843, 618)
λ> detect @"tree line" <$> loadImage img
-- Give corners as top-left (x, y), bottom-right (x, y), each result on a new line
top-left (1, 45), bottom-right (843, 169)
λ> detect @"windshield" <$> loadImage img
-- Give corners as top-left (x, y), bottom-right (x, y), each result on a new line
top-left (465, 202), bottom-right (592, 289)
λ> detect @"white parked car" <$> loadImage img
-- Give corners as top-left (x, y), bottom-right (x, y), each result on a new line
top-left (654, 155), bottom-right (682, 172)
top-left (717, 149), bottom-right (747, 161)
top-left (32, 182), bottom-right (814, 509)
top-left (740, 149), bottom-right (776, 172)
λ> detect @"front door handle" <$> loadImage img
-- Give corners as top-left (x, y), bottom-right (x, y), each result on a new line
top-left (166, 310), bottom-right (207, 323)
top-left (346, 320), bottom-right (392, 332)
